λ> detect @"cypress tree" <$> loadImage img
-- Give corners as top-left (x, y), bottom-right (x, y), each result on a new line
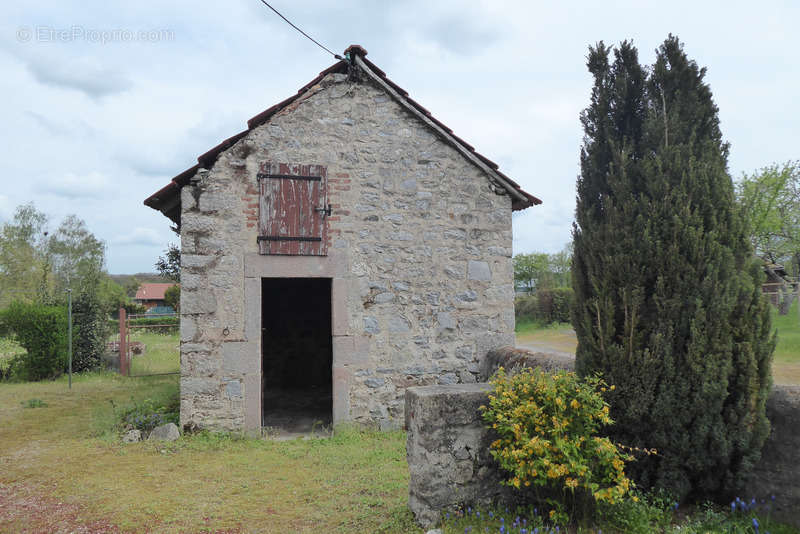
top-left (573, 36), bottom-right (774, 500)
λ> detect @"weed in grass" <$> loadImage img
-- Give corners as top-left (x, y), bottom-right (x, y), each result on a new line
top-left (21, 398), bottom-right (47, 408)
top-left (116, 395), bottom-right (179, 433)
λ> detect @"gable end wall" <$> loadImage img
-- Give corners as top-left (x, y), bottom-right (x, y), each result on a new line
top-left (179, 72), bottom-right (516, 432)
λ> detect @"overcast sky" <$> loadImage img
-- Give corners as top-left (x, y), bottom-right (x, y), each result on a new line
top-left (1, 1), bottom-right (797, 274)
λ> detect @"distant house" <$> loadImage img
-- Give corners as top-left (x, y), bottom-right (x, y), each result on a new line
top-left (133, 283), bottom-right (177, 311)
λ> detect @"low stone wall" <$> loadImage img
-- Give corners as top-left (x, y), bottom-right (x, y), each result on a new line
top-left (405, 383), bottom-right (511, 528)
top-left (478, 345), bottom-right (574, 380)
top-left (746, 385), bottom-right (800, 524)
top-left (406, 346), bottom-right (800, 528)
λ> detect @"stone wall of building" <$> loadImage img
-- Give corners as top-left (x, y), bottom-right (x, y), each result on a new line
top-left (179, 70), bottom-right (516, 431)
top-left (406, 347), bottom-right (800, 529)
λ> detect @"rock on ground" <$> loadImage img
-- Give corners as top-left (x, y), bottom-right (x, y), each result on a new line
top-left (121, 429), bottom-right (142, 443)
top-left (147, 423), bottom-right (180, 442)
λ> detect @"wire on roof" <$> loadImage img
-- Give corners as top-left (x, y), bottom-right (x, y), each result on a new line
top-left (256, 0), bottom-right (343, 60)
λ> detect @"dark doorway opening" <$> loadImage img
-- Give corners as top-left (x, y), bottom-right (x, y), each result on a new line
top-left (261, 277), bottom-right (332, 435)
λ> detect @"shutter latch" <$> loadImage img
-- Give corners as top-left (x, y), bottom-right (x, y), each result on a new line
top-left (315, 204), bottom-right (332, 217)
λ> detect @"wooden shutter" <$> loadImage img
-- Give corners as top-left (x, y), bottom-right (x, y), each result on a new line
top-left (257, 162), bottom-right (328, 256)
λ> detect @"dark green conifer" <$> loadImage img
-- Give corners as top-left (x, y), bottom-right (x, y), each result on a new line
top-left (573, 36), bottom-right (774, 500)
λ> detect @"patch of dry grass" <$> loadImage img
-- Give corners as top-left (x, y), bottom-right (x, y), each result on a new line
top-left (515, 321), bottom-right (578, 354)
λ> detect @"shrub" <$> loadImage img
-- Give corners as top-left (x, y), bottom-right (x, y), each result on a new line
top-left (72, 286), bottom-right (109, 372)
top-left (109, 315), bottom-right (179, 335)
top-left (515, 295), bottom-right (538, 322)
top-left (0, 301), bottom-right (67, 380)
top-left (123, 302), bottom-right (146, 316)
top-left (515, 287), bottom-right (574, 325)
top-left (116, 396), bottom-right (179, 433)
top-left (481, 367), bottom-right (633, 520)
top-left (538, 287), bottom-right (573, 324)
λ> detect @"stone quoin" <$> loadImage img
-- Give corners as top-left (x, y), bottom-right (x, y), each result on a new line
top-left (144, 45), bottom-right (541, 433)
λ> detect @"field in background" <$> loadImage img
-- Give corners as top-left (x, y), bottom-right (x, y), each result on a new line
top-left (515, 301), bottom-right (800, 385)
top-left (772, 301), bottom-right (800, 384)
top-left (515, 320), bottom-right (577, 354)
top-left (127, 331), bottom-right (180, 376)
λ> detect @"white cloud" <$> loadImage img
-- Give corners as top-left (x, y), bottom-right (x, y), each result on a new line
top-left (19, 50), bottom-right (132, 99)
top-left (36, 171), bottom-right (112, 199)
top-left (111, 226), bottom-right (164, 246)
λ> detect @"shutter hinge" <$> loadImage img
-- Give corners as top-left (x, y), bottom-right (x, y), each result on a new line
top-left (315, 203), bottom-right (332, 217)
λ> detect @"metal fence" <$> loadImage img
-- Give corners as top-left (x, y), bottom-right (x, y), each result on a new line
top-left (117, 308), bottom-right (179, 377)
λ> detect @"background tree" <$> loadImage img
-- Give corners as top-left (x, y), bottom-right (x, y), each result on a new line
top-left (71, 271), bottom-right (108, 372)
top-left (513, 244), bottom-right (572, 292)
top-left (164, 284), bottom-right (180, 313)
top-left (0, 204), bottom-right (50, 307)
top-left (123, 277), bottom-right (141, 298)
top-left (549, 243), bottom-right (573, 288)
top-left (513, 252), bottom-right (551, 292)
top-left (736, 161), bottom-right (800, 314)
top-left (572, 36), bottom-right (774, 500)
top-left (156, 243), bottom-right (180, 282)
top-left (46, 215), bottom-right (105, 294)
top-left (44, 214), bottom-right (109, 371)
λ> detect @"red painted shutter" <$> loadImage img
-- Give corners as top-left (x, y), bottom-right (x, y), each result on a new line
top-left (257, 162), bottom-right (328, 256)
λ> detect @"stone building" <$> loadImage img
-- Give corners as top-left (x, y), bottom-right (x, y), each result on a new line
top-left (144, 45), bottom-right (540, 433)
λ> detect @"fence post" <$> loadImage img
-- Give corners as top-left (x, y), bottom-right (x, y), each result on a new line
top-left (119, 308), bottom-right (127, 376)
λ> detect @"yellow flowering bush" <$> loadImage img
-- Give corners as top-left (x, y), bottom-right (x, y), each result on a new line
top-left (481, 367), bottom-right (632, 506)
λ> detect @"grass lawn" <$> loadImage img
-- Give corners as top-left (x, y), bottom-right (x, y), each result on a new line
top-left (0, 332), bottom-right (417, 533)
top-left (772, 301), bottom-right (800, 384)
top-left (516, 301), bottom-right (800, 385)
top-left (1, 327), bottom-right (798, 532)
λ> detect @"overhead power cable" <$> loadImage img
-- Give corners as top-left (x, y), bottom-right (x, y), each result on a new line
top-left (256, 0), bottom-right (343, 60)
